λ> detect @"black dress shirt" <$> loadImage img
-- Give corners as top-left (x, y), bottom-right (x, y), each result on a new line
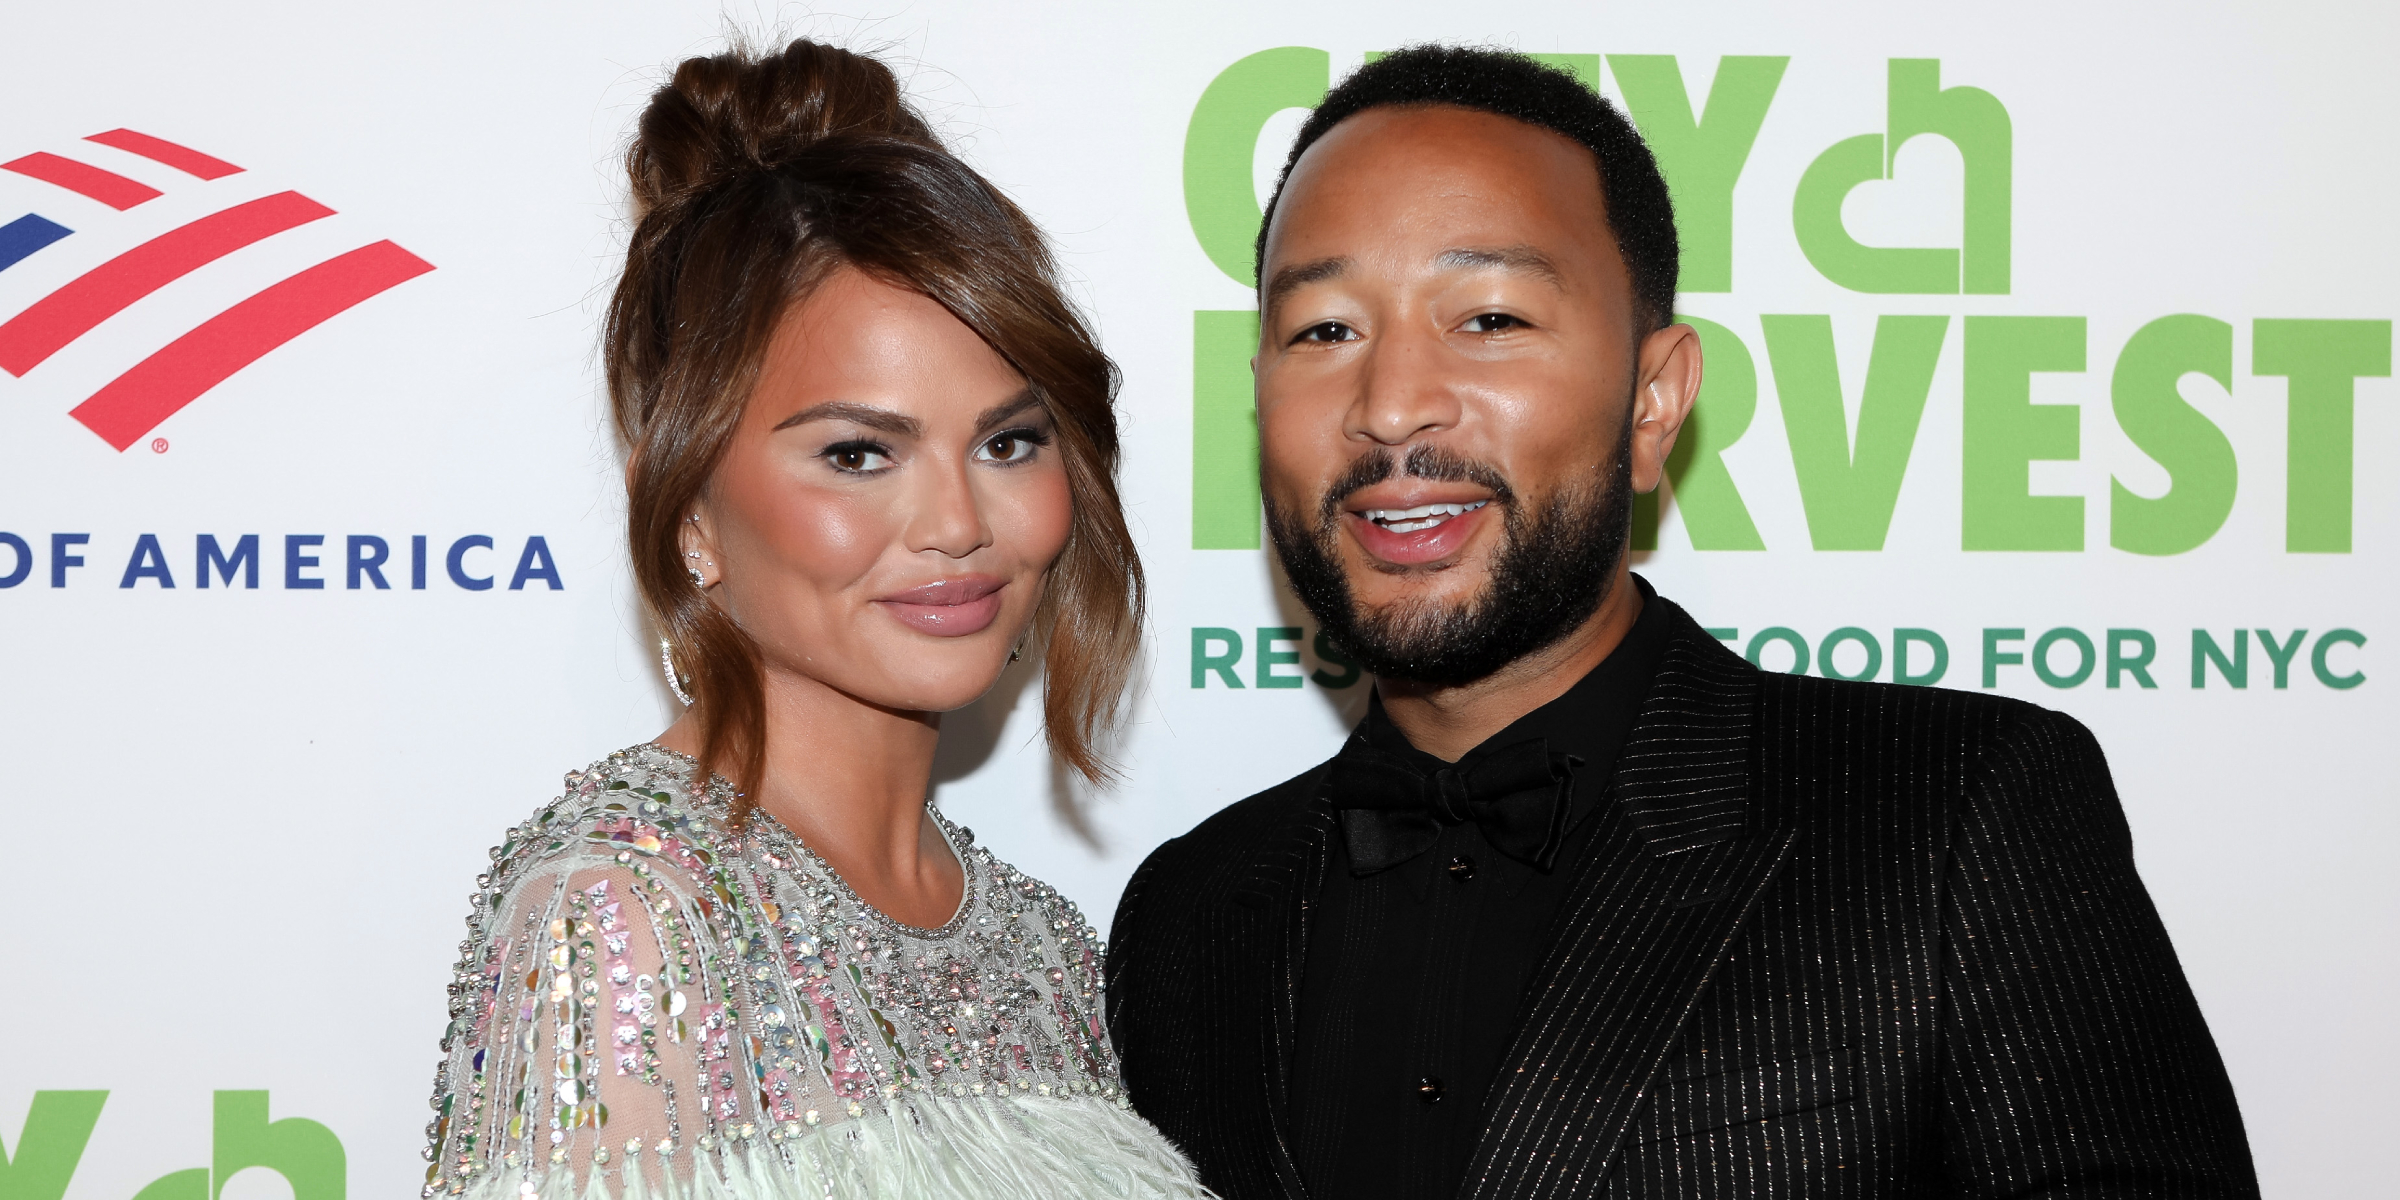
top-left (1287, 582), bottom-right (1670, 1200)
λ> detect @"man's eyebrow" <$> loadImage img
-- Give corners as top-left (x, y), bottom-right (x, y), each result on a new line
top-left (771, 401), bottom-right (923, 436)
top-left (1264, 256), bottom-right (1351, 311)
top-left (973, 389), bottom-right (1043, 431)
top-left (1434, 244), bottom-right (1567, 289)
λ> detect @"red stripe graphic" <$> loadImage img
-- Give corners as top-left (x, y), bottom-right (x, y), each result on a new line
top-left (2, 152), bottom-right (162, 210)
top-left (84, 129), bottom-right (244, 180)
top-left (70, 240), bottom-right (434, 450)
top-left (0, 190), bottom-right (335, 376)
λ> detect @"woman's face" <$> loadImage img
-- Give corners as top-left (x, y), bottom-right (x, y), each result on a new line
top-left (686, 266), bottom-right (1073, 715)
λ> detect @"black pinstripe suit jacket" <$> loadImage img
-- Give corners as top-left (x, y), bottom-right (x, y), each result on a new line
top-left (1106, 601), bottom-right (2257, 1198)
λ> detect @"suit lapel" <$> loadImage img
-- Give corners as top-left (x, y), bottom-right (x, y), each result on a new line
top-left (1462, 610), bottom-right (1794, 1199)
top-left (1226, 788), bottom-right (1334, 1199)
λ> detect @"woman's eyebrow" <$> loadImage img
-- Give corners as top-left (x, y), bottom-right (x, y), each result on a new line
top-left (973, 389), bottom-right (1042, 432)
top-left (771, 401), bottom-right (923, 435)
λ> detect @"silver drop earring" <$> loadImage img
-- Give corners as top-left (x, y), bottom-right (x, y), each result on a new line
top-left (659, 637), bottom-right (694, 706)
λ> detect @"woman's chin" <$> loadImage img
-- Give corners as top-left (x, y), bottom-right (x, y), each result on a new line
top-left (846, 658), bottom-right (1018, 716)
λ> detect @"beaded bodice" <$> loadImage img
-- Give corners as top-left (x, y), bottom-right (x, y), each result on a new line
top-left (423, 744), bottom-right (1197, 1200)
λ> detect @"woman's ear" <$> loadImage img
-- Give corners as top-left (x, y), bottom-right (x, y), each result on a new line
top-left (1627, 322), bottom-right (1702, 495)
top-left (679, 506), bottom-right (722, 590)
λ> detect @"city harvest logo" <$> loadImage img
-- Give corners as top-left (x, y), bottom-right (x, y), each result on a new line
top-left (1180, 53), bottom-right (2392, 556)
top-left (0, 128), bottom-right (433, 450)
top-left (3, 1090), bottom-right (342, 1200)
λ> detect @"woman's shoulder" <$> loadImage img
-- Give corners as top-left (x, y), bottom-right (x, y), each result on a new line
top-left (944, 817), bottom-right (1107, 965)
top-left (480, 743), bottom-right (737, 899)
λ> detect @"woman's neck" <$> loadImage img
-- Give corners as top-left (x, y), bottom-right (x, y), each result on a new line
top-left (658, 670), bottom-right (964, 928)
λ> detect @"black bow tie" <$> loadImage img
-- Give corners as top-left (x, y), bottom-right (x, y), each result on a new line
top-left (1321, 737), bottom-right (1582, 875)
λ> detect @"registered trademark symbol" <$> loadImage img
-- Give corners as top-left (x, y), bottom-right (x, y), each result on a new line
top-left (150, 437), bottom-right (168, 454)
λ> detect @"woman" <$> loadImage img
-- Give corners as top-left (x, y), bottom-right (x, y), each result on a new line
top-left (420, 39), bottom-right (1206, 1200)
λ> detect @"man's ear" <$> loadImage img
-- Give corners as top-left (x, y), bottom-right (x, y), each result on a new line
top-left (1628, 322), bottom-right (1702, 495)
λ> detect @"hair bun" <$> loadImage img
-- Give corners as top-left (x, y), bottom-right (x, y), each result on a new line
top-left (627, 38), bottom-right (940, 214)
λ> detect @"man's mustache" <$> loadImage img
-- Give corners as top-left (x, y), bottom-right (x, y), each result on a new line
top-left (1317, 444), bottom-right (1519, 525)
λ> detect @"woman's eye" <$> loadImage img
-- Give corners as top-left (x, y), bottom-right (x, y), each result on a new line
top-left (974, 428), bottom-right (1049, 464)
top-left (1462, 312), bottom-right (1525, 333)
top-left (822, 442), bottom-right (893, 473)
top-left (1293, 320), bottom-right (1358, 344)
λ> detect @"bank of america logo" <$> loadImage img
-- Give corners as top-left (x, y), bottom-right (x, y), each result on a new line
top-left (0, 129), bottom-right (433, 451)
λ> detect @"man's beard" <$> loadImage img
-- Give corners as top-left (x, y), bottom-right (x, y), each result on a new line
top-left (1265, 437), bottom-right (1632, 688)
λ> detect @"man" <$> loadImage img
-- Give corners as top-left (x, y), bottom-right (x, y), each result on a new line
top-left (1107, 45), bottom-right (2256, 1200)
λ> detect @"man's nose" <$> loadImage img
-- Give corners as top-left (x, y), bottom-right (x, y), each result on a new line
top-left (1346, 323), bottom-right (1462, 446)
top-left (903, 456), bottom-right (993, 559)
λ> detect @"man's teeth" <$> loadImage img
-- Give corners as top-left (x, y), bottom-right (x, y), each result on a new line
top-left (1364, 500), bottom-right (1489, 533)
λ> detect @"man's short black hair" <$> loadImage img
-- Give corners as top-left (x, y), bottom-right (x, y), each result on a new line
top-left (1255, 44), bottom-right (1679, 334)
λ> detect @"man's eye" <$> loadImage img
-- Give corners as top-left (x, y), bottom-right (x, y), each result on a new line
top-left (823, 442), bottom-right (893, 473)
top-left (1293, 320), bottom-right (1358, 344)
top-left (1462, 312), bottom-right (1525, 333)
top-left (974, 429), bottom-right (1049, 464)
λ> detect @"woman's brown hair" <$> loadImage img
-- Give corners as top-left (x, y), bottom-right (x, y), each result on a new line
top-left (605, 39), bottom-right (1143, 820)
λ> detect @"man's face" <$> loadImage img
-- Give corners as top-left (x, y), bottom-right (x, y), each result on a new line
top-left (1255, 104), bottom-right (1690, 684)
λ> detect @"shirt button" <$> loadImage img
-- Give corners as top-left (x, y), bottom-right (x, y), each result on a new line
top-left (1446, 855), bottom-right (1477, 883)
top-left (1417, 1076), bottom-right (1444, 1104)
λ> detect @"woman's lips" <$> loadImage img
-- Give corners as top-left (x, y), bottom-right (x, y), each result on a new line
top-left (875, 576), bottom-right (1005, 637)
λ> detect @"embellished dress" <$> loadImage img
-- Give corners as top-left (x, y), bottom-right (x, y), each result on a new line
top-left (423, 744), bottom-right (1208, 1200)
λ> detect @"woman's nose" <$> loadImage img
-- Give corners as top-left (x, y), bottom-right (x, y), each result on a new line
top-left (904, 457), bottom-right (993, 559)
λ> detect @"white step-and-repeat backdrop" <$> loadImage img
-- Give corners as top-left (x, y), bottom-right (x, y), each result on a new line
top-left (2, 2), bottom-right (2390, 1196)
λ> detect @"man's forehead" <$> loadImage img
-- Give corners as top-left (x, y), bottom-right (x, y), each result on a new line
top-left (1312, 103), bottom-right (1590, 163)
top-left (1262, 106), bottom-right (1611, 288)
top-left (1280, 106), bottom-right (1603, 214)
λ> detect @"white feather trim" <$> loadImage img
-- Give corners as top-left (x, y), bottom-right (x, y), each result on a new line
top-left (453, 1094), bottom-right (1211, 1200)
